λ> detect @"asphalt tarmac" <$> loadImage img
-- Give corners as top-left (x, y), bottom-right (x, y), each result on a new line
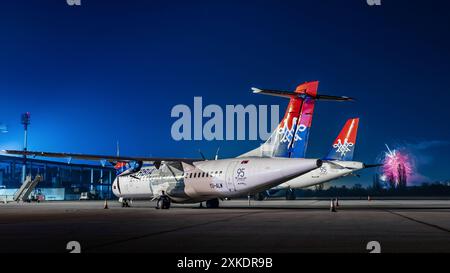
top-left (0, 199), bottom-right (449, 253)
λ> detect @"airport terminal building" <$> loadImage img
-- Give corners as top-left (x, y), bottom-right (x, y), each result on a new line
top-left (0, 155), bottom-right (116, 201)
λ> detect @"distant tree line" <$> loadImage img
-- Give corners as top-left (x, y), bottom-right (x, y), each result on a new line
top-left (292, 177), bottom-right (450, 198)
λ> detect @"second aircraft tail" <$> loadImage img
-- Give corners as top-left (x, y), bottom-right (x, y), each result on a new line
top-left (325, 118), bottom-right (360, 161)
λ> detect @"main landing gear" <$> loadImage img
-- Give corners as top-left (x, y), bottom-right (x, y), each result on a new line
top-left (206, 198), bottom-right (220, 208)
top-left (156, 195), bottom-right (171, 209)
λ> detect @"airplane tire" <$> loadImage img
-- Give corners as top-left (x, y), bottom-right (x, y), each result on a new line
top-left (122, 200), bottom-right (130, 207)
top-left (156, 196), bottom-right (171, 209)
top-left (162, 197), bottom-right (171, 209)
top-left (206, 198), bottom-right (220, 208)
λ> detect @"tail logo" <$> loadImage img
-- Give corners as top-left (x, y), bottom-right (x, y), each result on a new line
top-left (277, 118), bottom-right (307, 145)
top-left (333, 138), bottom-right (354, 157)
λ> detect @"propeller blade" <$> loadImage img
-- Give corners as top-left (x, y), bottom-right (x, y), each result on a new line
top-left (215, 147), bottom-right (220, 160)
top-left (198, 150), bottom-right (206, 161)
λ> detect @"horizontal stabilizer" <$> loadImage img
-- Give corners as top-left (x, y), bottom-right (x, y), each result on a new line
top-left (363, 163), bottom-right (384, 168)
top-left (251, 87), bottom-right (354, 101)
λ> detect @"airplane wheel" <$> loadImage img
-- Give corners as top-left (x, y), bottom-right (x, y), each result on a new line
top-left (162, 197), bottom-right (171, 209)
top-left (121, 200), bottom-right (128, 207)
top-left (206, 198), bottom-right (220, 208)
top-left (156, 196), bottom-right (171, 209)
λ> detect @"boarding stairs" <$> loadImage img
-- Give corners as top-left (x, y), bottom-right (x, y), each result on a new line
top-left (13, 175), bottom-right (42, 202)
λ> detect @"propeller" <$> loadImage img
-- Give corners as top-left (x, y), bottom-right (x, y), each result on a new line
top-left (198, 149), bottom-right (206, 161)
top-left (215, 147), bottom-right (220, 160)
top-left (198, 148), bottom-right (220, 161)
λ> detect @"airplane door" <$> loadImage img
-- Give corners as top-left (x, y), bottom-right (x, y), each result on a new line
top-left (225, 161), bottom-right (239, 192)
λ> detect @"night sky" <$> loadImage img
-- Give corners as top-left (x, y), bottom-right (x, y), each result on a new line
top-left (1, 0), bottom-right (449, 186)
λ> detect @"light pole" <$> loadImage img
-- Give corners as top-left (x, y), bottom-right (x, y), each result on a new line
top-left (21, 112), bottom-right (30, 183)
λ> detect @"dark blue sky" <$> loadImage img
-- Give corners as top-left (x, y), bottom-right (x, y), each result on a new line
top-left (1, 0), bottom-right (449, 185)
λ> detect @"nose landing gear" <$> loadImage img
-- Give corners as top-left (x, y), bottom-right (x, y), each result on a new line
top-left (120, 198), bottom-right (131, 207)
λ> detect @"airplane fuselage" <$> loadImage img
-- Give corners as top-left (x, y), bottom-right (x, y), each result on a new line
top-left (112, 157), bottom-right (321, 203)
top-left (273, 160), bottom-right (364, 190)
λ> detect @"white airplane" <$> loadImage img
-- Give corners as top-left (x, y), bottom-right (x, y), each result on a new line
top-left (2, 81), bottom-right (354, 208)
top-left (272, 117), bottom-right (382, 200)
top-left (239, 83), bottom-right (379, 200)
top-left (3, 147), bottom-right (321, 210)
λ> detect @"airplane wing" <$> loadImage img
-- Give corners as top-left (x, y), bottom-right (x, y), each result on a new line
top-left (1, 150), bottom-right (202, 165)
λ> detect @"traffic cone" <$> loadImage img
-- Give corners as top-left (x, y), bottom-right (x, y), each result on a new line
top-left (104, 199), bottom-right (109, 209)
top-left (330, 199), bottom-right (336, 212)
top-left (335, 197), bottom-right (339, 207)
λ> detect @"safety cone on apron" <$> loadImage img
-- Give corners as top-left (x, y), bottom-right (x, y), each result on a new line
top-left (330, 199), bottom-right (336, 212)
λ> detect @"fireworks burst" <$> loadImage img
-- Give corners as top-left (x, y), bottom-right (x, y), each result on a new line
top-left (381, 144), bottom-right (414, 187)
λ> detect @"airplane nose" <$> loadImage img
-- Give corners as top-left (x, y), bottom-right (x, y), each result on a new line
top-left (112, 178), bottom-right (119, 196)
